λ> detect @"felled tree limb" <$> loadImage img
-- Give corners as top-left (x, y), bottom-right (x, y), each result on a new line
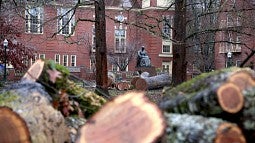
top-left (0, 80), bottom-right (69, 143)
top-left (22, 59), bottom-right (106, 118)
top-left (22, 59), bottom-right (44, 82)
top-left (76, 91), bottom-right (165, 143)
top-left (164, 113), bottom-right (246, 143)
top-left (0, 106), bottom-right (31, 143)
top-left (162, 67), bottom-right (255, 98)
top-left (160, 68), bottom-right (255, 115)
top-left (135, 73), bottom-right (171, 90)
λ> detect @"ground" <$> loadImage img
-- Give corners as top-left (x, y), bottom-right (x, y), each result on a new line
top-left (108, 88), bottom-right (164, 104)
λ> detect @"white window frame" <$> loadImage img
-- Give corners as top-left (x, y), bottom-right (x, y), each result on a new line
top-left (90, 58), bottom-right (96, 72)
top-left (114, 25), bottom-right (127, 53)
top-left (39, 54), bottom-right (45, 59)
top-left (157, 0), bottom-right (173, 7)
top-left (112, 64), bottom-right (118, 71)
top-left (92, 25), bottom-right (96, 52)
top-left (142, 0), bottom-right (150, 8)
top-left (162, 61), bottom-right (172, 74)
top-left (25, 6), bottom-right (43, 34)
top-left (70, 55), bottom-right (76, 67)
top-left (162, 15), bottom-right (172, 39)
top-left (55, 54), bottom-right (60, 64)
top-left (63, 55), bottom-right (68, 66)
top-left (57, 8), bottom-right (75, 35)
top-left (111, 58), bottom-right (128, 72)
top-left (31, 54), bottom-right (37, 65)
top-left (162, 40), bottom-right (172, 54)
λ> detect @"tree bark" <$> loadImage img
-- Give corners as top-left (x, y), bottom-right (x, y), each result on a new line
top-left (160, 68), bottom-right (255, 115)
top-left (135, 74), bottom-right (171, 90)
top-left (76, 91), bottom-right (165, 143)
top-left (95, 0), bottom-right (109, 96)
top-left (164, 113), bottom-right (246, 143)
top-left (23, 59), bottom-right (107, 118)
top-left (172, 0), bottom-right (187, 86)
top-left (160, 68), bottom-right (255, 141)
top-left (0, 80), bottom-right (69, 143)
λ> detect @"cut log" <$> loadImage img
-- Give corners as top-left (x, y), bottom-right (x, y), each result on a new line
top-left (135, 73), bottom-right (171, 90)
top-left (227, 71), bottom-right (255, 91)
top-left (22, 59), bottom-right (44, 81)
top-left (130, 76), bottom-right (140, 87)
top-left (0, 106), bottom-right (31, 143)
top-left (164, 113), bottom-right (246, 143)
top-left (76, 91), bottom-right (165, 143)
top-left (0, 80), bottom-right (69, 143)
top-left (160, 68), bottom-right (254, 115)
top-left (216, 82), bottom-right (244, 113)
top-left (160, 68), bottom-right (255, 141)
top-left (116, 82), bottom-right (130, 90)
top-left (23, 60), bottom-right (106, 118)
top-left (162, 67), bottom-right (255, 98)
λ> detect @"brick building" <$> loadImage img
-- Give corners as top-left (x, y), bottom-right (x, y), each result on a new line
top-left (6, 0), bottom-right (174, 80)
top-left (214, 0), bottom-right (255, 69)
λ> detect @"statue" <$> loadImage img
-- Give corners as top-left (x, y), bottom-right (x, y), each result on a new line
top-left (136, 46), bottom-right (151, 67)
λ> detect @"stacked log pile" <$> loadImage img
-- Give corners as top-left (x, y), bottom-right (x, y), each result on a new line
top-left (159, 67), bottom-right (255, 142)
top-left (0, 59), bottom-right (107, 142)
top-left (3, 59), bottom-right (255, 143)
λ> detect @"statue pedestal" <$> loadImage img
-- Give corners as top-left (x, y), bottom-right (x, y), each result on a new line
top-left (135, 66), bottom-right (157, 76)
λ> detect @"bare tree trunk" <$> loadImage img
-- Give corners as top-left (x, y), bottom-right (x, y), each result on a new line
top-left (95, 0), bottom-right (109, 97)
top-left (172, 0), bottom-right (187, 86)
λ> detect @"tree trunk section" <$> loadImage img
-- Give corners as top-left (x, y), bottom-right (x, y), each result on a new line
top-left (172, 0), bottom-right (187, 86)
top-left (95, 0), bottom-right (109, 96)
top-left (0, 80), bottom-right (69, 143)
top-left (160, 68), bottom-right (255, 141)
top-left (160, 68), bottom-right (255, 115)
top-left (76, 91), bottom-right (165, 143)
top-left (164, 113), bottom-right (246, 143)
top-left (0, 107), bottom-right (31, 143)
top-left (135, 74), bottom-right (171, 90)
top-left (116, 82), bottom-right (130, 90)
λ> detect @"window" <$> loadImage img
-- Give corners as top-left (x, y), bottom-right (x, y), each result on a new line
top-left (90, 56), bottom-right (96, 72)
top-left (55, 54), bottom-right (60, 64)
top-left (162, 61), bottom-right (172, 74)
top-left (142, 0), bottom-right (150, 8)
top-left (157, 0), bottom-right (173, 7)
top-left (162, 40), bottom-right (172, 53)
top-left (92, 25), bottom-right (96, 52)
top-left (70, 55), bottom-right (76, 67)
top-left (31, 54), bottom-right (37, 64)
top-left (112, 64), bottom-right (118, 71)
top-left (57, 8), bottom-right (75, 35)
top-left (162, 15), bottom-right (172, 39)
top-left (114, 27), bottom-right (126, 53)
top-left (236, 60), bottom-right (242, 67)
top-left (39, 54), bottom-right (45, 59)
top-left (25, 7), bottom-right (43, 33)
top-left (63, 55), bottom-right (68, 66)
top-left (111, 58), bottom-right (128, 71)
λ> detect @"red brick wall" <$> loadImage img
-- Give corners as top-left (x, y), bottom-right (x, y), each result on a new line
top-left (13, 4), bottom-right (174, 80)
